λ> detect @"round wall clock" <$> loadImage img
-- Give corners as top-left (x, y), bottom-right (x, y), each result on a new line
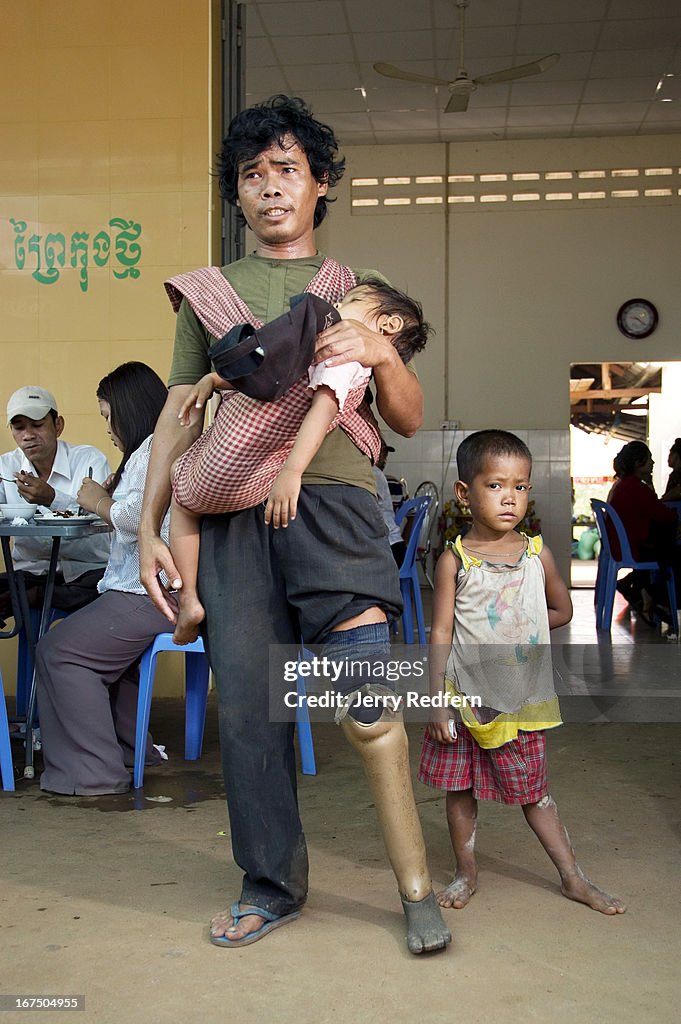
top-left (616, 298), bottom-right (658, 340)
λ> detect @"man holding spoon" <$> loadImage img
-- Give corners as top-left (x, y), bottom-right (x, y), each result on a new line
top-left (0, 385), bottom-right (111, 624)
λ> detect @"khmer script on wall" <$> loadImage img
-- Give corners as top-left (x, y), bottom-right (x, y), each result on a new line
top-left (7, 217), bottom-right (142, 293)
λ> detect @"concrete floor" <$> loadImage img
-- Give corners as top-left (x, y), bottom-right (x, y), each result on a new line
top-left (2, 590), bottom-right (680, 1024)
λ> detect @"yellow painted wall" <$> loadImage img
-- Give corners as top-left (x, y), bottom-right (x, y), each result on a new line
top-left (0, 0), bottom-right (218, 694)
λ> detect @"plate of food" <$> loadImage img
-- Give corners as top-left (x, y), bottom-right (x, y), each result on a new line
top-left (34, 511), bottom-right (99, 522)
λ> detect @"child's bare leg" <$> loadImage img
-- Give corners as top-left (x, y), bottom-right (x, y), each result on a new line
top-left (168, 496), bottom-right (205, 645)
top-left (523, 794), bottom-right (626, 914)
top-left (438, 789), bottom-right (478, 909)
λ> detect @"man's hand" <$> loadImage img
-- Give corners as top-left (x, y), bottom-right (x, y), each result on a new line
top-left (139, 530), bottom-right (183, 624)
top-left (139, 384), bottom-right (203, 622)
top-left (264, 468), bottom-right (302, 529)
top-left (315, 317), bottom-right (423, 437)
top-left (314, 318), bottom-right (394, 369)
top-left (15, 470), bottom-right (55, 506)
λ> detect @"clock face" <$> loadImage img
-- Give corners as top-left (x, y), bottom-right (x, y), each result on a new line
top-left (616, 298), bottom-right (658, 339)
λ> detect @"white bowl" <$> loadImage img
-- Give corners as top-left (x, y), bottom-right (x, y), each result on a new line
top-left (0, 503), bottom-right (38, 521)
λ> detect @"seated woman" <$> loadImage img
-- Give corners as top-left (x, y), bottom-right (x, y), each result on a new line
top-left (608, 440), bottom-right (680, 621)
top-left (36, 362), bottom-right (171, 795)
top-left (661, 438), bottom-right (681, 501)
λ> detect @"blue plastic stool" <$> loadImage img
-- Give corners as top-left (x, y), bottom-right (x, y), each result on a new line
top-left (0, 671), bottom-right (15, 791)
top-left (133, 633), bottom-right (210, 789)
top-left (133, 633), bottom-right (317, 788)
top-left (395, 495), bottom-right (432, 644)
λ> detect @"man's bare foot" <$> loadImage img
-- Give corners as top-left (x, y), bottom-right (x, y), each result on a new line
top-left (210, 905), bottom-right (267, 942)
top-left (561, 870), bottom-right (626, 915)
top-left (436, 871), bottom-right (477, 909)
top-left (401, 892), bottom-right (452, 954)
top-left (172, 598), bottom-right (205, 645)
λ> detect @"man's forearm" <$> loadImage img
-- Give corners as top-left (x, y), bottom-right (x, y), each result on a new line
top-left (374, 349), bottom-right (424, 437)
top-left (140, 385), bottom-right (202, 536)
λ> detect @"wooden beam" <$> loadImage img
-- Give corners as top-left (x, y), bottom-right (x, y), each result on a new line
top-left (570, 387), bottom-right (661, 404)
top-left (571, 403), bottom-right (650, 416)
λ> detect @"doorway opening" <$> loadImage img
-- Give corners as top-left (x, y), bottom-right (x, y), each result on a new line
top-left (569, 360), bottom-right (679, 588)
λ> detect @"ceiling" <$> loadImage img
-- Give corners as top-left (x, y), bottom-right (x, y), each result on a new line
top-left (570, 362), bottom-right (661, 441)
top-left (242, 0), bottom-right (681, 146)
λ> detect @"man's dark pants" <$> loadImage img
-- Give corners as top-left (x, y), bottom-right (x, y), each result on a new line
top-left (198, 484), bottom-right (402, 917)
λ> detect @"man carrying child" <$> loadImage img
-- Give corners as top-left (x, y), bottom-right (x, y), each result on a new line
top-left (140, 94), bottom-right (451, 954)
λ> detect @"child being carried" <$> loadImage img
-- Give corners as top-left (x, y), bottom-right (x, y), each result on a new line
top-left (169, 280), bottom-right (430, 644)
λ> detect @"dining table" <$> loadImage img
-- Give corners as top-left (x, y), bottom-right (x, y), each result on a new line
top-left (0, 513), bottom-right (112, 778)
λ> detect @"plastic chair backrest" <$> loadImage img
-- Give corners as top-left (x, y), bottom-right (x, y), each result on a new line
top-left (414, 481), bottom-right (439, 552)
top-left (590, 499), bottom-right (610, 556)
top-left (395, 495), bottom-right (431, 574)
top-left (591, 498), bottom-right (639, 566)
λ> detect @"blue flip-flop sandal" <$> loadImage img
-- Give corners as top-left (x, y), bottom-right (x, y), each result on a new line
top-left (210, 901), bottom-right (301, 948)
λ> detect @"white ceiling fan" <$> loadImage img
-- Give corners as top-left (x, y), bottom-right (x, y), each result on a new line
top-left (373, 0), bottom-right (559, 113)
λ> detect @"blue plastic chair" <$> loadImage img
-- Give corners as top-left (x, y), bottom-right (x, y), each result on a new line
top-left (395, 495), bottom-right (432, 644)
top-left (0, 670), bottom-right (15, 791)
top-left (295, 648), bottom-right (317, 777)
top-left (590, 499), bottom-right (677, 632)
top-left (133, 633), bottom-right (317, 788)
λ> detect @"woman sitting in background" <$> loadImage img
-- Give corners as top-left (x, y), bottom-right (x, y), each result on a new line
top-left (36, 362), bottom-right (171, 795)
top-left (608, 440), bottom-right (679, 623)
top-left (661, 438), bottom-right (681, 501)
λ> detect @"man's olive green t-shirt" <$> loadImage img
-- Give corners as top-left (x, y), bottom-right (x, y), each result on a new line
top-left (168, 252), bottom-right (389, 493)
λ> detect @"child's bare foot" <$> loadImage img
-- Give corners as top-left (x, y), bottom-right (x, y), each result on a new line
top-left (561, 870), bottom-right (626, 915)
top-left (436, 871), bottom-right (477, 909)
top-left (172, 598), bottom-right (205, 645)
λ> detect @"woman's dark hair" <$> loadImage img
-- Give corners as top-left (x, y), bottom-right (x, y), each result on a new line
top-left (357, 278), bottom-right (433, 362)
top-left (456, 430), bottom-right (532, 484)
top-left (96, 362), bottom-right (167, 491)
top-left (216, 94), bottom-right (345, 228)
top-left (669, 438), bottom-right (681, 459)
top-left (612, 440), bottom-right (651, 479)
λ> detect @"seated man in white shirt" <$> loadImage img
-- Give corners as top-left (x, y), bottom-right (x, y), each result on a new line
top-left (0, 385), bottom-right (111, 625)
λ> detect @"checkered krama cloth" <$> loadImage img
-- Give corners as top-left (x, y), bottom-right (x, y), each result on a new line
top-left (166, 259), bottom-right (382, 514)
top-left (418, 727), bottom-right (548, 805)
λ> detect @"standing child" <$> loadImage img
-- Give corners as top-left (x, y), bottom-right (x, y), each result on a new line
top-left (419, 430), bottom-right (626, 915)
top-left (169, 280), bottom-right (430, 644)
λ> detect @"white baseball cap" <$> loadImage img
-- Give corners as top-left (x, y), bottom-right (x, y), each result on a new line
top-left (6, 386), bottom-right (59, 425)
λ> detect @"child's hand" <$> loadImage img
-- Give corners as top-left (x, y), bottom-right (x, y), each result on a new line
top-left (177, 374), bottom-right (225, 426)
top-left (427, 706), bottom-right (457, 744)
top-left (264, 468), bottom-right (302, 529)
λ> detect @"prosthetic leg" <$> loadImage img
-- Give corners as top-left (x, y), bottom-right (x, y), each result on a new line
top-left (339, 696), bottom-right (452, 954)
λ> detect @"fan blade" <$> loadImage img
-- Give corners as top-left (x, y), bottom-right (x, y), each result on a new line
top-left (373, 62), bottom-right (449, 87)
top-left (474, 52), bottom-right (560, 86)
top-left (445, 90), bottom-right (470, 113)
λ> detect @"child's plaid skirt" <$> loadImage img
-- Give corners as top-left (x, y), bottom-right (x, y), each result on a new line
top-left (418, 726), bottom-right (548, 805)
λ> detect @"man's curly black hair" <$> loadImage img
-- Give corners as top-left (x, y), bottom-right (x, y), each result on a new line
top-left (216, 95), bottom-right (345, 228)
